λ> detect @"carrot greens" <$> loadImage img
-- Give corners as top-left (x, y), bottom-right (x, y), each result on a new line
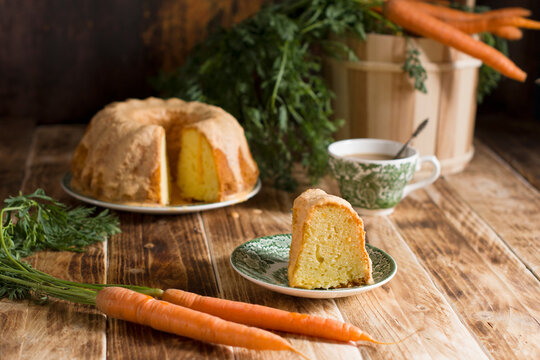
top-left (152, 0), bottom-right (512, 190)
top-left (152, 0), bottom-right (392, 190)
top-left (0, 189), bottom-right (162, 301)
top-left (0, 191), bottom-right (304, 355)
top-left (2, 189), bottom-right (120, 258)
top-left (403, 40), bottom-right (428, 94)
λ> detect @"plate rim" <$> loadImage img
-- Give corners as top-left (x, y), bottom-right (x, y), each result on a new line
top-left (61, 172), bottom-right (262, 214)
top-left (230, 233), bottom-right (397, 298)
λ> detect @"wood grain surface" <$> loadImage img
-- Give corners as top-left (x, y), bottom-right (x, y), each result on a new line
top-left (326, 33), bottom-right (479, 174)
top-left (0, 118), bottom-right (35, 200)
top-left (3, 0), bottom-right (538, 125)
top-left (0, 119), bottom-right (37, 357)
top-left (476, 117), bottom-right (540, 190)
top-left (445, 140), bottom-right (540, 277)
top-left (0, 121), bottom-right (539, 359)
top-left (341, 216), bottom-right (489, 360)
top-left (0, 125), bottom-right (106, 360)
top-left (0, 0), bottom-right (268, 123)
top-left (393, 187), bottom-right (540, 359)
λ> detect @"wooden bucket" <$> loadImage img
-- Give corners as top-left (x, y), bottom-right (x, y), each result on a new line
top-left (324, 33), bottom-right (482, 174)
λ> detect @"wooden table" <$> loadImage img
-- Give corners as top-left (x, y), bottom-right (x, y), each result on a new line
top-left (1, 119), bottom-right (539, 359)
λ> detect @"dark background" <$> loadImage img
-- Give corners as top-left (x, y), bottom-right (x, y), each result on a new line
top-left (0, 0), bottom-right (538, 124)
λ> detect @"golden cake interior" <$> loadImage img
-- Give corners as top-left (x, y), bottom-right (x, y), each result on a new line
top-left (177, 128), bottom-right (220, 203)
top-left (288, 189), bottom-right (373, 289)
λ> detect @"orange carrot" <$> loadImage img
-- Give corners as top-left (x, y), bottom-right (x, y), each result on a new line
top-left (445, 17), bottom-right (540, 34)
top-left (162, 288), bottom-right (393, 344)
top-left (480, 7), bottom-right (532, 19)
top-left (407, 2), bottom-right (531, 22)
top-left (405, 2), bottom-right (532, 37)
top-left (383, 0), bottom-right (527, 82)
top-left (405, 1), bottom-right (477, 21)
top-left (405, 0), bottom-right (451, 6)
top-left (96, 287), bottom-right (307, 357)
top-left (492, 26), bottom-right (523, 40)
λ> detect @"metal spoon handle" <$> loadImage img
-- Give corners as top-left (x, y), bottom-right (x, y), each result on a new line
top-left (393, 118), bottom-right (429, 159)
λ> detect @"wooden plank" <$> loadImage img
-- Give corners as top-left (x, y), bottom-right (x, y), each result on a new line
top-left (340, 216), bottom-right (489, 360)
top-left (475, 117), bottom-right (540, 190)
top-left (106, 211), bottom-right (229, 359)
top-left (142, 0), bottom-right (267, 72)
top-left (0, 0), bottom-right (268, 123)
top-left (200, 181), bottom-right (489, 359)
top-left (0, 118), bottom-right (35, 199)
top-left (392, 183), bottom-right (540, 359)
top-left (445, 140), bottom-right (540, 277)
top-left (0, 125), bottom-right (107, 360)
top-left (0, 119), bottom-right (35, 356)
top-left (200, 186), bottom-right (362, 360)
top-left (30, 125), bottom-right (85, 165)
top-left (0, 124), bottom-right (53, 359)
top-left (321, 177), bottom-right (488, 359)
top-left (0, 300), bottom-right (30, 356)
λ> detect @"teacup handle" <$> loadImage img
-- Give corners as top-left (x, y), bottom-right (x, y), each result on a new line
top-left (402, 155), bottom-right (441, 197)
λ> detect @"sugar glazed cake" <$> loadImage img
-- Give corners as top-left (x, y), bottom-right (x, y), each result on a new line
top-left (71, 98), bottom-right (259, 205)
top-left (288, 189), bottom-right (374, 289)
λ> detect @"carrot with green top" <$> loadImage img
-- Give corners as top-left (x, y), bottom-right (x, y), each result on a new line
top-left (407, 2), bottom-right (531, 22)
top-left (97, 287), bottom-right (307, 357)
top-left (0, 221), bottom-right (307, 358)
top-left (480, 7), bottom-right (532, 19)
top-left (492, 26), bottom-right (523, 40)
top-left (162, 288), bottom-right (397, 344)
top-left (404, 2), bottom-right (533, 38)
top-left (444, 17), bottom-right (540, 34)
top-left (383, 0), bottom-right (527, 82)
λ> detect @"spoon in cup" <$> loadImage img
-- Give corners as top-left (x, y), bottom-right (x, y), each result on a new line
top-left (393, 118), bottom-right (429, 159)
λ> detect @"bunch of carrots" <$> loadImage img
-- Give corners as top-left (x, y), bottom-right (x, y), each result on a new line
top-left (377, 0), bottom-right (540, 82)
top-left (97, 287), bottom-right (400, 358)
top-left (0, 222), bottom-right (397, 359)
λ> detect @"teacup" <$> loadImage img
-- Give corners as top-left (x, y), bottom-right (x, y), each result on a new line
top-left (328, 139), bottom-right (440, 216)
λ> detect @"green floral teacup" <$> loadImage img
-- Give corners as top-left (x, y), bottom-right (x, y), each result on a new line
top-left (328, 139), bottom-right (440, 216)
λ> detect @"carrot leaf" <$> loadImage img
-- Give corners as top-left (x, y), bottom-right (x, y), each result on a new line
top-left (403, 40), bottom-right (428, 94)
top-left (151, 0), bottom-right (396, 190)
top-left (151, 0), bottom-right (510, 190)
top-left (2, 189), bottom-right (121, 258)
top-left (0, 190), bottom-right (163, 302)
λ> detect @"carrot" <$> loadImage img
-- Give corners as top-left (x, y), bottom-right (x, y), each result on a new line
top-left (383, 0), bottom-right (527, 82)
top-left (96, 287), bottom-right (308, 358)
top-left (480, 8), bottom-right (532, 19)
top-left (492, 26), bottom-right (523, 40)
top-left (405, 2), bottom-right (534, 37)
top-left (162, 288), bottom-right (395, 344)
top-left (405, 0), bottom-right (451, 6)
top-left (404, 1), bottom-right (475, 21)
top-left (407, 2), bottom-right (531, 22)
top-left (444, 17), bottom-right (540, 34)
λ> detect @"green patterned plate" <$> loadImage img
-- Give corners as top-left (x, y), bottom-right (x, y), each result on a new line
top-left (230, 234), bottom-right (397, 299)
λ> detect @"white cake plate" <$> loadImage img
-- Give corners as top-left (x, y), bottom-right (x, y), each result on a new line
top-left (61, 172), bottom-right (262, 214)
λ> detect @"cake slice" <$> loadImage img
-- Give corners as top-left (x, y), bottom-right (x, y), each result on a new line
top-left (288, 189), bottom-right (374, 289)
top-left (177, 128), bottom-right (221, 202)
top-left (155, 127), bottom-right (170, 205)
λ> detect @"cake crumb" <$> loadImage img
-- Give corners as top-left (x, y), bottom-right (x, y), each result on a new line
top-left (253, 209), bottom-right (263, 214)
top-left (230, 211), bottom-right (240, 219)
top-left (143, 243), bottom-right (155, 249)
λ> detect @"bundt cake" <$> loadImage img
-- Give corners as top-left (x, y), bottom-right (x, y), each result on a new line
top-left (71, 97), bottom-right (259, 205)
top-left (288, 189), bottom-right (373, 289)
